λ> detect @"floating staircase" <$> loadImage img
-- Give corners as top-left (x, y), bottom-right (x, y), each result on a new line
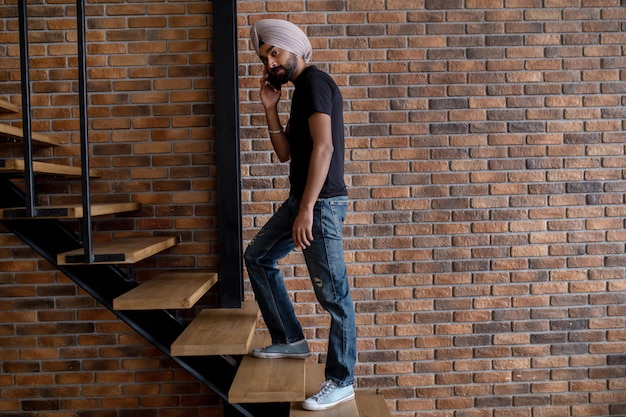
top-left (1, 178), bottom-right (284, 417)
top-left (109, 266), bottom-right (390, 416)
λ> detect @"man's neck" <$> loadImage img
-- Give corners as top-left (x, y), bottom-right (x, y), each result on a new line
top-left (290, 58), bottom-right (309, 83)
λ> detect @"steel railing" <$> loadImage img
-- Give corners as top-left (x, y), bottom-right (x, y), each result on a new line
top-left (16, 0), bottom-right (94, 263)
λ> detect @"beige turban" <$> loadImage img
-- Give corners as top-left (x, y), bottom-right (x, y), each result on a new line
top-left (250, 19), bottom-right (312, 63)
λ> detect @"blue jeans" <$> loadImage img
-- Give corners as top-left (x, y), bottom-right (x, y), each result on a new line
top-left (244, 195), bottom-right (356, 387)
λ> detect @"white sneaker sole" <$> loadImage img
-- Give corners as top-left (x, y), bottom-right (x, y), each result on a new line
top-left (251, 349), bottom-right (311, 359)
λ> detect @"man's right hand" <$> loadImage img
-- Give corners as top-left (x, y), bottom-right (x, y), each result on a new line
top-left (260, 74), bottom-right (281, 109)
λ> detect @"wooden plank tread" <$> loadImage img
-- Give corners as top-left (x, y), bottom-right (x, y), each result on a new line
top-left (355, 395), bottom-right (390, 417)
top-left (229, 355), bottom-right (306, 404)
top-left (170, 300), bottom-right (259, 356)
top-left (0, 100), bottom-right (19, 114)
top-left (0, 123), bottom-right (60, 146)
top-left (113, 271), bottom-right (218, 310)
top-left (0, 159), bottom-right (100, 177)
top-left (57, 235), bottom-right (180, 265)
top-left (0, 202), bottom-right (140, 219)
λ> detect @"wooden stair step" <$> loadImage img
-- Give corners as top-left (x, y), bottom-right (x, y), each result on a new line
top-left (0, 159), bottom-right (100, 177)
top-left (290, 364), bottom-right (390, 417)
top-left (170, 300), bottom-right (259, 356)
top-left (0, 100), bottom-right (19, 114)
top-left (355, 395), bottom-right (390, 417)
top-left (228, 355), bottom-right (306, 404)
top-left (0, 202), bottom-right (140, 219)
top-left (113, 271), bottom-right (218, 310)
top-left (57, 235), bottom-right (180, 265)
top-left (0, 122), bottom-right (61, 146)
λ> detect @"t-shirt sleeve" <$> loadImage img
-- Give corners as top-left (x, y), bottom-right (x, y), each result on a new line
top-left (308, 74), bottom-right (335, 116)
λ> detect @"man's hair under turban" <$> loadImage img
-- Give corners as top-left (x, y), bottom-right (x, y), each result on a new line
top-left (250, 19), bottom-right (312, 63)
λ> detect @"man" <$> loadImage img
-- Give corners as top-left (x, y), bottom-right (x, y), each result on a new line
top-left (244, 19), bottom-right (357, 411)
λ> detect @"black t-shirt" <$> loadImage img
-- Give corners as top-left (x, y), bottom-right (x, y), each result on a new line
top-left (287, 66), bottom-right (347, 199)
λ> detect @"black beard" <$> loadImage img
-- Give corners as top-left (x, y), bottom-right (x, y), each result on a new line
top-left (273, 68), bottom-right (293, 85)
top-left (272, 54), bottom-right (298, 85)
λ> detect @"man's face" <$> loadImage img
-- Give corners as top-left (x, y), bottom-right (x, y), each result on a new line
top-left (259, 44), bottom-right (298, 85)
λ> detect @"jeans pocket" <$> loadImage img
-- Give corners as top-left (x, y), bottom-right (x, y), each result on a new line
top-left (326, 198), bottom-right (348, 237)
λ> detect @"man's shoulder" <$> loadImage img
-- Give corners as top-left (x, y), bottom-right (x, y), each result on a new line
top-left (300, 66), bottom-right (339, 93)
top-left (299, 66), bottom-right (332, 82)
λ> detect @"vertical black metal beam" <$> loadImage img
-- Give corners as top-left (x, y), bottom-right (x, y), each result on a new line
top-left (76, 0), bottom-right (93, 262)
top-left (214, 0), bottom-right (244, 308)
top-left (17, 0), bottom-right (36, 217)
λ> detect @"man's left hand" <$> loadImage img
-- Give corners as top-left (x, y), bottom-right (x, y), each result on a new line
top-left (293, 210), bottom-right (313, 250)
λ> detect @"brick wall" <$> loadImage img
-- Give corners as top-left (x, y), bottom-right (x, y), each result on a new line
top-left (238, 2), bottom-right (626, 416)
top-left (2, 0), bottom-right (626, 416)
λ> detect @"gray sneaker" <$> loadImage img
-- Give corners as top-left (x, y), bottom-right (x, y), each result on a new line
top-left (302, 380), bottom-right (355, 411)
top-left (251, 339), bottom-right (311, 359)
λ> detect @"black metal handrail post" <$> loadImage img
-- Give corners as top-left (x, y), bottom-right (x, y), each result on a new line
top-left (17, 0), bottom-right (36, 217)
top-left (214, 0), bottom-right (244, 308)
top-left (76, 0), bottom-right (93, 263)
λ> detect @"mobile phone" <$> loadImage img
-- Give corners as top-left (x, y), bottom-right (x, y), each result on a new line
top-left (267, 72), bottom-right (281, 90)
